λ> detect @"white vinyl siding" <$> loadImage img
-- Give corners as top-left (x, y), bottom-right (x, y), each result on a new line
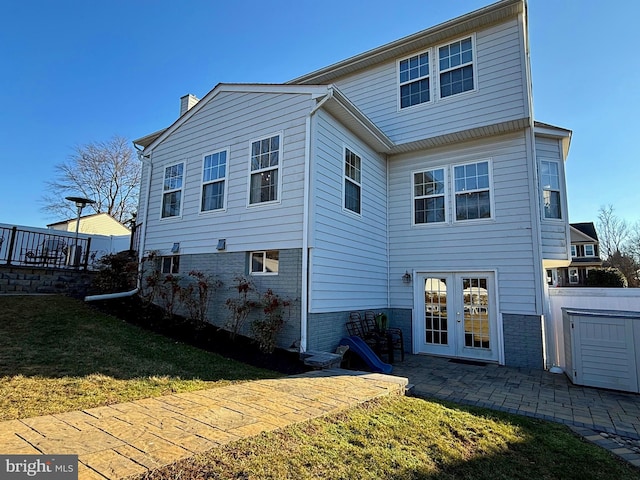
top-left (143, 91), bottom-right (312, 255)
top-left (309, 110), bottom-right (388, 312)
top-left (389, 133), bottom-right (539, 315)
top-left (334, 18), bottom-right (527, 145)
top-left (537, 135), bottom-right (570, 261)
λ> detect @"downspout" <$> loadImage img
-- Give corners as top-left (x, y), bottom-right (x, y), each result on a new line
top-left (300, 89), bottom-right (334, 352)
top-left (85, 147), bottom-right (153, 302)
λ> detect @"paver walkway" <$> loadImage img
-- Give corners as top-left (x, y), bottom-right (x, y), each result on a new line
top-left (393, 355), bottom-right (640, 466)
top-left (0, 369), bottom-right (408, 479)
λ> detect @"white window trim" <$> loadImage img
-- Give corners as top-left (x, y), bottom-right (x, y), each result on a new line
top-left (396, 50), bottom-right (432, 111)
top-left (411, 166), bottom-right (448, 226)
top-left (435, 34), bottom-right (478, 102)
top-left (342, 145), bottom-right (362, 217)
top-left (568, 268), bottom-right (579, 284)
top-left (584, 244), bottom-right (595, 257)
top-left (160, 161), bottom-right (185, 220)
top-left (540, 159), bottom-right (563, 221)
top-left (570, 245), bottom-right (577, 257)
top-left (160, 255), bottom-right (180, 274)
top-left (249, 250), bottom-right (279, 275)
top-left (246, 132), bottom-right (283, 208)
top-left (199, 147), bottom-right (229, 214)
top-left (452, 158), bottom-right (494, 224)
top-left (397, 34), bottom-right (478, 111)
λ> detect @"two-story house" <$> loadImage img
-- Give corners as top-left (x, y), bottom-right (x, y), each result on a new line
top-left (548, 222), bottom-right (601, 286)
top-left (133, 0), bottom-right (572, 369)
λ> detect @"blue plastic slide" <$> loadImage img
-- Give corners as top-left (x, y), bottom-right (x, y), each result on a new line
top-left (339, 336), bottom-right (393, 374)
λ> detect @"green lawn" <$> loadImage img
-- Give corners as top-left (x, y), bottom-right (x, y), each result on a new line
top-left (139, 395), bottom-right (640, 480)
top-left (0, 295), bottom-right (278, 420)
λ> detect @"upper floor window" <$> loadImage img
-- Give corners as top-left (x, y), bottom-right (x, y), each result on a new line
top-left (454, 160), bottom-right (491, 221)
top-left (584, 244), bottom-right (595, 257)
top-left (201, 149), bottom-right (227, 212)
top-left (541, 160), bottom-right (561, 219)
top-left (249, 134), bottom-right (281, 205)
top-left (571, 245), bottom-right (577, 257)
top-left (250, 250), bottom-right (279, 274)
top-left (439, 37), bottom-right (474, 98)
top-left (161, 163), bottom-right (184, 218)
top-left (344, 147), bottom-right (362, 214)
top-left (414, 168), bottom-right (446, 224)
top-left (399, 52), bottom-right (430, 109)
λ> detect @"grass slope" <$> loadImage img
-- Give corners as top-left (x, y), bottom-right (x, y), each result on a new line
top-left (0, 295), bottom-right (278, 420)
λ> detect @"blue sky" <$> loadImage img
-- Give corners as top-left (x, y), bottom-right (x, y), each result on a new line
top-left (1, 0), bottom-right (638, 228)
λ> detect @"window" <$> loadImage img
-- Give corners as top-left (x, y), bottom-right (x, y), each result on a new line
top-left (569, 268), bottom-right (579, 284)
top-left (439, 37), bottom-right (474, 98)
top-left (454, 161), bottom-right (491, 221)
top-left (249, 134), bottom-right (280, 204)
top-left (584, 244), bottom-right (595, 257)
top-left (541, 160), bottom-right (561, 219)
top-left (344, 148), bottom-right (361, 214)
top-left (570, 245), bottom-right (577, 257)
top-left (201, 149), bottom-right (227, 212)
top-left (161, 163), bottom-right (184, 218)
top-left (414, 168), bottom-right (445, 224)
top-left (399, 52), bottom-right (430, 108)
top-left (250, 250), bottom-right (279, 274)
top-left (161, 255), bottom-right (180, 274)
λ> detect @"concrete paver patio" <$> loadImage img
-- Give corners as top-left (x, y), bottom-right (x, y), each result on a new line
top-left (0, 370), bottom-right (407, 479)
top-left (393, 354), bottom-right (640, 466)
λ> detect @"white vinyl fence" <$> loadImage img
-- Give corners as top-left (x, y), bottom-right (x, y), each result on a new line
top-left (544, 287), bottom-right (640, 370)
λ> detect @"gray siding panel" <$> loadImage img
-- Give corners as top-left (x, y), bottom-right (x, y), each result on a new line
top-left (143, 92), bottom-right (313, 256)
top-left (537, 136), bottom-right (570, 261)
top-left (334, 19), bottom-right (527, 145)
top-left (309, 110), bottom-right (389, 313)
top-left (388, 133), bottom-right (538, 315)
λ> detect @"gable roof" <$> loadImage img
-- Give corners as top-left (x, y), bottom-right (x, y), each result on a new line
top-left (571, 222), bottom-right (599, 243)
top-left (288, 0), bottom-right (523, 85)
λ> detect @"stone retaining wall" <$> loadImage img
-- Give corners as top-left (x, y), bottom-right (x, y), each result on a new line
top-left (0, 265), bottom-right (95, 297)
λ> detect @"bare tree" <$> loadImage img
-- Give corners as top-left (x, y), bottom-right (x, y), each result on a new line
top-left (42, 135), bottom-right (141, 224)
top-left (627, 221), bottom-right (640, 264)
top-left (597, 204), bottom-right (629, 259)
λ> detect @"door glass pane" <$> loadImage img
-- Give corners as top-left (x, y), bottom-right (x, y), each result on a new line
top-left (425, 278), bottom-right (448, 345)
top-left (462, 277), bottom-right (490, 349)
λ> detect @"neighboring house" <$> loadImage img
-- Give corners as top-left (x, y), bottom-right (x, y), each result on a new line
top-left (548, 222), bottom-right (602, 287)
top-left (134, 0), bottom-right (572, 369)
top-left (48, 213), bottom-right (131, 236)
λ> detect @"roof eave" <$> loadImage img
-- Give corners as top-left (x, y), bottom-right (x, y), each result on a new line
top-left (289, 0), bottom-right (523, 85)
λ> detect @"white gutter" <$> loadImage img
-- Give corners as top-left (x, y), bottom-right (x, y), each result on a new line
top-left (300, 90), bottom-right (333, 353)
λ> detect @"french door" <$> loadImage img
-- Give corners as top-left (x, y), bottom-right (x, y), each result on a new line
top-left (416, 272), bottom-right (498, 362)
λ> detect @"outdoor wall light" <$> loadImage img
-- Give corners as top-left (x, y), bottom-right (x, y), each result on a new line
top-left (216, 239), bottom-right (226, 251)
top-left (171, 242), bottom-right (180, 253)
top-left (402, 271), bottom-right (412, 284)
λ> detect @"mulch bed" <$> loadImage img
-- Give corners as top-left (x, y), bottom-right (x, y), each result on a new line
top-left (89, 295), bottom-right (308, 375)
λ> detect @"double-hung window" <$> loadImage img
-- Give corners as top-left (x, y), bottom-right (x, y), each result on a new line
top-left (249, 134), bottom-right (281, 205)
top-left (201, 149), bottom-right (227, 212)
top-left (414, 168), bottom-right (445, 224)
top-left (398, 36), bottom-right (475, 108)
top-left (541, 160), bottom-right (562, 219)
top-left (584, 244), bottom-right (595, 257)
top-left (344, 147), bottom-right (362, 214)
top-left (161, 163), bottom-right (184, 218)
top-left (454, 161), bottom-right (491, 221)
top-left (438, 37), bottom-right (474, 98)
top-left (399, 52), bottom-right (430, 108)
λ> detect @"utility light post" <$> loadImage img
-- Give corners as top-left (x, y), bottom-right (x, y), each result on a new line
top-left (65, 196), bottom-right (95, 266)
